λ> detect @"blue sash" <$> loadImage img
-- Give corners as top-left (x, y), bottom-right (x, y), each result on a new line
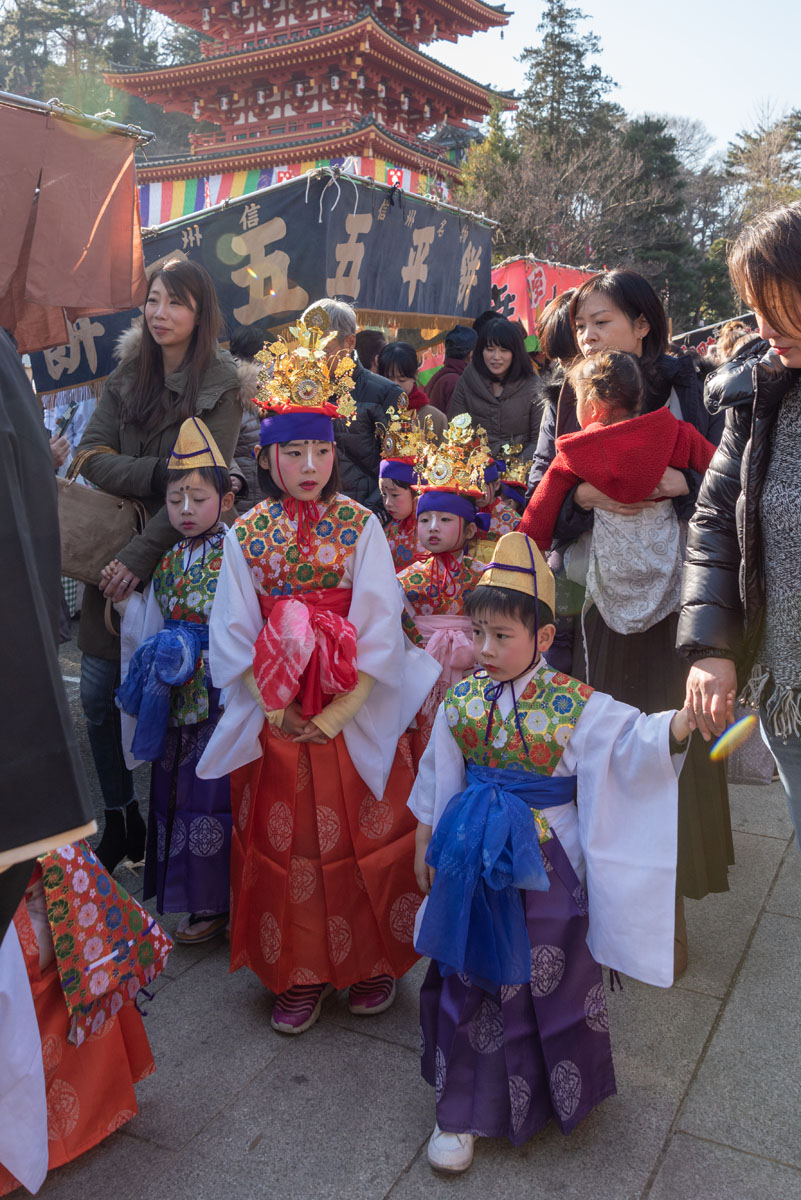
top-left (417, 762), bottom-right (576, 992)
top-left (116, 619), bottom-right (209, 761)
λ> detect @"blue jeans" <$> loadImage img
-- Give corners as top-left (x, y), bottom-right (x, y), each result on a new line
top-left (79, 653), bottom-right (134, 811)
top-left (760, 713), bottom-right (801, 849)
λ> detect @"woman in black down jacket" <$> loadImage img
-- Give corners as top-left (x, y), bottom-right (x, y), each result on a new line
top-left (526, 269), bottom-right (732, 977)
top-left (679, 203), bottom-right (801, 848)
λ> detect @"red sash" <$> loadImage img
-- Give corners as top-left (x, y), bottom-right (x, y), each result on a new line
top-left (253, 587), bottom-right (358, 719)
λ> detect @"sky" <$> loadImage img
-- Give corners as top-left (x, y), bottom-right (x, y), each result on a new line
top-left (432, 0), bottom-right (800, 156)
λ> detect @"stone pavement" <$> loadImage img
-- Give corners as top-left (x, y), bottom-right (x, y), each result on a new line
top-left (37, 635), bottom-right (801, 1200)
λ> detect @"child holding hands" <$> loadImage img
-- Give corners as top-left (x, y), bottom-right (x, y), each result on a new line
top-left (409, 532), bottom-right (696, 1173)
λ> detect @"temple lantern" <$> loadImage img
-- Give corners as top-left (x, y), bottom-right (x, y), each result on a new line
top-left (231, 0), bottom-right (240, 13)
top-left (219, 93), bottom-right (232, 111)
top-left (255, 86), bottom-right (271, 104)
top-left (423, 100), bottom-right (431, 119)
top-left (356, 72), bottom-right (365, 90)
top-left (413, 10), bottom-right (421, 31)
top-left (394, 2), bottom-right (402, 17)
top-left (192, 97), bottom-right (203, 118)
top-left (400, 91), bottom-right (409, 111)
top-left (201, 6), bottom-right (210, 26)
top-left (377, 79), bottom-right (387, 99)
top-left (329, 70), bottom-right (341, 91)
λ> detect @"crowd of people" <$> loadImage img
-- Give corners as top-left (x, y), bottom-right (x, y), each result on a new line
top-left (3, 198), bottom-right (801, 1190)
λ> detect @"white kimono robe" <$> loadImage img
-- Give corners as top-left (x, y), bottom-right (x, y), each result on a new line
top-left (197, 509), bottom-right (441, 800)
top-left (0, 924), bottom-right (48, 1193)
top-left (408, 662), bottom-right (686, 989)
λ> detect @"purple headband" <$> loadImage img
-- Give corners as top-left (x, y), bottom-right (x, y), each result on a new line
top-left (417, 489), bottom-right (490, 531)
top-left (380, 458), bottom-right (418, 485)
top-left (484, 460), bottom-right (502, 483)
top-left (259, 411), bottom-right (334, 446)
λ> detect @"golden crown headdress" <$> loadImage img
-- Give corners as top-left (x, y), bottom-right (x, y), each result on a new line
top-left (377, 397), bottom-right (432, 463)
top-left (499, 442), bottom-right (529, 487)
top-left (416, 413), bottom-right (492, 498)
top-left (254, 306), bottom-right (356, 422)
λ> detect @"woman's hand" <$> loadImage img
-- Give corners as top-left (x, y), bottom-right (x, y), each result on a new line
top-left (574, 481), bottom-right (657, 515)
top-left (50, 434), bottom-right (70, 470)
top-left (414, 822), bottom-right (435, 895)
top-left (646, 466), bottom-right (690, 500)
top-left (685, 657), bottom-right (738, 741)
top-left (99, 559), bottom-right (141, 602)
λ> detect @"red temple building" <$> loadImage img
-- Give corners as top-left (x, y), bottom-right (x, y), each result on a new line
top-left (105, 1), bottom-right (514, 223)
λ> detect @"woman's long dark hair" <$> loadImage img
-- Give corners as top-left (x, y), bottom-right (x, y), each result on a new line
top-left (472, 317), bottom-right (534, 385)
top-left (122, 259), bottom-right (225, 430)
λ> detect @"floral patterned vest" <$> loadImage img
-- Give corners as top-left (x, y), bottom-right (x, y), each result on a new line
top-left (444, 668), bottom-right (593, 839)
top-left (234, 494), bottom-right (371, 594)
top-left (385, 520), bottom-right (421, 573)
top-left (152, 528), bottom-right (225, 724)
top-left (397, 552), bottom-right (485, 645)
top-left (446, 668), bottom-right (592, 773)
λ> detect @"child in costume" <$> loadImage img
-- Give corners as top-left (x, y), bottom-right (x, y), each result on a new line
top-left (397, 414), bottom-right (491, 757)
top-left (0, 841), bottom-right (170, 1194)
top-left (378, 402), bottom-right (426, 573)
top-left (196, 311), bottom-right (440, 1035)
top-left (519, 352), bottom-right (714, 640)
top-left (473, 451), bottom-right (521, 562)
top-left (116, 418), bottom-right (236, 945)
top-left (409, 531), bottom-right (691, 1173)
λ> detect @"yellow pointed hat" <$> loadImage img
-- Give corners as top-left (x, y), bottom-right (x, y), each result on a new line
top-left (167, 417), bottom-right (228, 471)
top-left (479, 531), bottom-right (555, 614)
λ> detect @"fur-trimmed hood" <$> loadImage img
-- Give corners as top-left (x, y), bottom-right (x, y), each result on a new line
top-left (113, 321), bottom-right (258, 413)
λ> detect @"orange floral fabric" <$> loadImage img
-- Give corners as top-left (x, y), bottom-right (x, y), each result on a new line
top-left (0, 903), bottom-right (154, 1196)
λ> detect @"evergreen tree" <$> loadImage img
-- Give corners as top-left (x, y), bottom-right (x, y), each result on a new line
top-left (517, 0), bottom-right (623, 158)
top-left (726, 105), bottom-right (801, 218)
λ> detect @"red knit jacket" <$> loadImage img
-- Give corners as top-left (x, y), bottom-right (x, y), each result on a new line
top-left (519, 407), bottom-right (716, 550)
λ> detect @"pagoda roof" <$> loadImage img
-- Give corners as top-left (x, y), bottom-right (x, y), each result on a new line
top-left (131, 0), bottom-right (511, 43)
top-left (106, 10), bottom-right (517, 110)
top-left (134, 117), bottom-right (464, 182)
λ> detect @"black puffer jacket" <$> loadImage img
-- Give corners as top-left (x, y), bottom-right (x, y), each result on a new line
top-left (676, 338), bottom-right (796, 680)
top-left (526, 351), bottom-right (721, 540)
top-left (334, 362), bottom-right (404, 514)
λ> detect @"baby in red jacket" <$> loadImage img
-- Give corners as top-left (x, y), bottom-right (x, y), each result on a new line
top-left (519, 351), bottom-right (716, 550)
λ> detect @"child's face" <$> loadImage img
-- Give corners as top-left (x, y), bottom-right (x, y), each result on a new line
top-left (260, 440), bottom-right (334, 503)
top-left (575, 384), bottom-right (601, 428)
top-left (380, 477), bottom-right (415, 521)
top-left (165, 471), bottom-right (233, 538)
top-left (471, 610), bottom-right (556, 682)
top-left (385, 368), bottom-right (416, 396)
top-left (417, 510), bottom-right (476, 554)
top-left (480, 479), bottom-right (499, 506)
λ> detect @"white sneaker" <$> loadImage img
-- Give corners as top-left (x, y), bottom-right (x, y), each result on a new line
top-left (427, 1123), bottom-right (475, 1173)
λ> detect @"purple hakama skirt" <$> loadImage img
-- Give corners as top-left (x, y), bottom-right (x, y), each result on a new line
top-left (419, 829), bottom-right (616, 1145)
top-left (143, 687), bottom-right (231, 915)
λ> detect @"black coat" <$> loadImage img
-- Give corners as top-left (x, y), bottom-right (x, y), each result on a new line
top-left (526, 352), bottom-right (721, 542)
top-left (0, 330), bottom-right (94, 883)
top-left (334, 363), bottom-right (404, 514)
top-left (676, 338), bottom-right (796, 680)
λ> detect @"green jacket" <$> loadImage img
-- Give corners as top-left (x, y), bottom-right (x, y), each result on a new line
top-left (76, 328), bottom-right (241, 659)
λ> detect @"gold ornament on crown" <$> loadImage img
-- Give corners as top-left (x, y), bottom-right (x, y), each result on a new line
top-left (499, 442), bottom-right (530, 486)
top-left (253, 306), bottom-right (357, 422)
top-left (416, 413), bottom-right (492, 496)
top-left (377, 395), bottom-right (433, 462)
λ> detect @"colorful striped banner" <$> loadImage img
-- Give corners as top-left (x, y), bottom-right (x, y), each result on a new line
top-left (138, 157), bottom-right (450, 224)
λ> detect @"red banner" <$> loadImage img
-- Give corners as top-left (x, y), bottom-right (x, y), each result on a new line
top-left (490, 257), bottom-right (596, 334)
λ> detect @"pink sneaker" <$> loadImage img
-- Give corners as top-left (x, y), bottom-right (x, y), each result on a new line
top-left (271, 983), bottom-right (334, 1035)
top-left (348, 974), bottom-right (397, 1015)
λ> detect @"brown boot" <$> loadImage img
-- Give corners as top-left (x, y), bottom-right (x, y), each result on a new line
top-left (673, 894), bottom-right (688, 980)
